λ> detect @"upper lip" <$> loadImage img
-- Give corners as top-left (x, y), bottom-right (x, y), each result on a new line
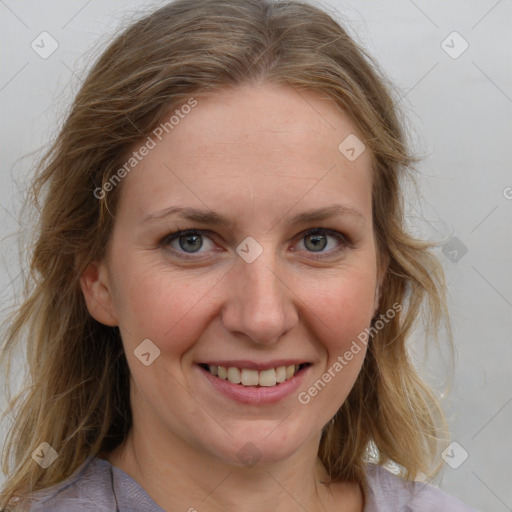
top-left (198, 360), bottom-right (311, 371)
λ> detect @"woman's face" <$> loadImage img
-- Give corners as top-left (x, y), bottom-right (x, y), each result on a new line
top-left (83, 83), bottom-right (382, 466)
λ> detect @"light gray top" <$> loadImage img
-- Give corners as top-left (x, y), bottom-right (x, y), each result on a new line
top-left (26, 456), bottom-right (479, 511)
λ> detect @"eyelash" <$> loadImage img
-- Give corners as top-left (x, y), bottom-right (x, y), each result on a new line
top-left (159, 227), bottom-right (352, 260)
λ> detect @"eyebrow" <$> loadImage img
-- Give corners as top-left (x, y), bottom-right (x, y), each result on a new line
top-left (142, 204), bottom-right (365, 229)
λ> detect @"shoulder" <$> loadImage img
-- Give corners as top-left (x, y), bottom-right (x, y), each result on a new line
top-left (364, 464), bottom-right (480, 512)
top-left (25, 457), bottom-right (117, 511)
top-left (25, 456), bottom-right (164, 512)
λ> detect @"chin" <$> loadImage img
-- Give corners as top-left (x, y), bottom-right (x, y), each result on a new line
top-left (200, 422), bottom-right (318, 468)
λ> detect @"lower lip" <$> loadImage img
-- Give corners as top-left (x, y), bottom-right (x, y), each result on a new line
top-left (196, 364), bottom-right (310, 405)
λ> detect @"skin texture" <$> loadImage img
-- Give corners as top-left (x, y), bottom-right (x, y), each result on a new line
top-left (80, 83), bottom-right (385, 512)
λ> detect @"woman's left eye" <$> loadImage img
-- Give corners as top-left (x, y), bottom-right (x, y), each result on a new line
top-left (294, 228), bottom-right (349, 255)
top-left (160, 228), bottom-right (350, 259)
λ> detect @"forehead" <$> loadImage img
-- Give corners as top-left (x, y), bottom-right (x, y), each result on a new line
top-left (115, 83), bottom-right (373, 228)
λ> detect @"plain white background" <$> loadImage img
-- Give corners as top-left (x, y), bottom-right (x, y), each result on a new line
top-left (0, 1), bottom-right (511, 510)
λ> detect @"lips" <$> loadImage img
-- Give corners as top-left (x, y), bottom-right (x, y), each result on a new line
top-left (196, 361), bottom-right (312, 405)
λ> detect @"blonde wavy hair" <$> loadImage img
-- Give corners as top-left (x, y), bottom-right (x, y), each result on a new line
top-left (1, 0), bottom-right (451, 508)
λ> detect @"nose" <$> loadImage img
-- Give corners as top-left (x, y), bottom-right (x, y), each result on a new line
top-left (220, 244), bottom-right (298, 346)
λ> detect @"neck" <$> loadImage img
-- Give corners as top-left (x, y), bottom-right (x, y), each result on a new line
top-left (105, 425), bottom-right (363, 512)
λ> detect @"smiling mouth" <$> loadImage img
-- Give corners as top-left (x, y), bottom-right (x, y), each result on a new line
top-left (198, 363), bottom-right (311, 387)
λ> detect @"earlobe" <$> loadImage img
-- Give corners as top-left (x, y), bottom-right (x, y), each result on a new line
top-left (79, 260), bottom-right (118, 327)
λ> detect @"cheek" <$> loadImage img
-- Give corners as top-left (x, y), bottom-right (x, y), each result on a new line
top-left (110, 255), bottom-right (222, 355)
top-left (301, 265), bottom-right (378, 347)
top-left (295, 271), bottom-right (375, 413)
top-left (110, 239), bottom-right (378, 363)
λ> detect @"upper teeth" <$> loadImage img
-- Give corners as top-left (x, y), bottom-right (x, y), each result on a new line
top-left (208, 365), bottom-right (299, 387)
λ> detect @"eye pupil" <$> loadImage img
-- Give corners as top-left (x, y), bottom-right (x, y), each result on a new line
top-left (179, 234), bottom-right (203, 252)
top-left (305, 234), bottom-right (327, 252)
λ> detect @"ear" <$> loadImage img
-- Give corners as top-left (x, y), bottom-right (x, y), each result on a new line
top-left (79, 260), bottom-right (118, 327)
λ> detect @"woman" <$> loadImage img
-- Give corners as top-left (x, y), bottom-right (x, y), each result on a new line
top-left (0, 0), bottom-right (480, 510)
